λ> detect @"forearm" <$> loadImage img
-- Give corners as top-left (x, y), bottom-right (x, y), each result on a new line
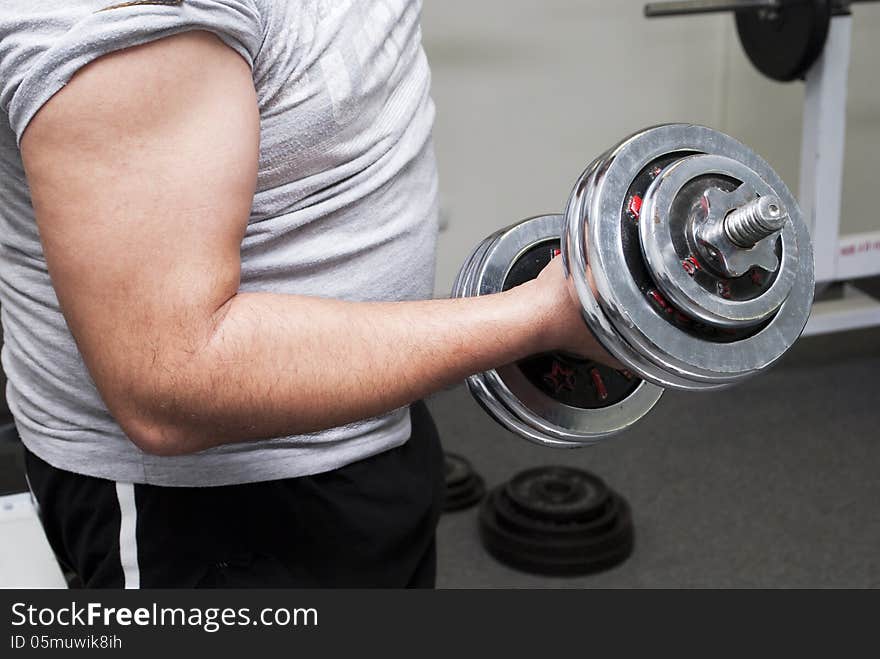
top-left (122, 282), bottom-right (550, 454)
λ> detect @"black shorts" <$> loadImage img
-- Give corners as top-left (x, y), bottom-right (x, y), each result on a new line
top-left (24, 401), bottom-right (445, 588)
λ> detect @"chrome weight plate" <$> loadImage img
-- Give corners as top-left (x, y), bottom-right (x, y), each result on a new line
top-left (639, 153), bottom-right (799, 329)
top-left (455, 214), bottom-right (664, 448)
top-left (452, 232), bottom-right (496, 300)
top-left (563, 124), bottom-right (814, 391)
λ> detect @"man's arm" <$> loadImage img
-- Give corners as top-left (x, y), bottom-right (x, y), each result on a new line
top-left (21, 31), bottom-right (607, 456)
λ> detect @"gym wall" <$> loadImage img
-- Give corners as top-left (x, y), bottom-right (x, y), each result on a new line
top-left (422, 0), bottom-right (880, 295)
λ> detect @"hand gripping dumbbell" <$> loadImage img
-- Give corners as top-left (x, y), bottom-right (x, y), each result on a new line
top-left (453, 124), bottom-right (814, 448)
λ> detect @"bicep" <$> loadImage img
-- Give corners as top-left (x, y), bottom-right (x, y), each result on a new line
top-left (20, 30), bottom-right (259, 413)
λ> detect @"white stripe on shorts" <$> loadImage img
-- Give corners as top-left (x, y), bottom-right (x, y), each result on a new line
top-left (115, 482), bottom-right (140, 589)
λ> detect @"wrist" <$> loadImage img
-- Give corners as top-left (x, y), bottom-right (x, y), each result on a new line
top-left (501, 278), bottom-right (558, 357)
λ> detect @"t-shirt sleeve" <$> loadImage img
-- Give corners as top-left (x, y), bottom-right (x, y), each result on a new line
top-left (3, 0), bottom-right (263, 145)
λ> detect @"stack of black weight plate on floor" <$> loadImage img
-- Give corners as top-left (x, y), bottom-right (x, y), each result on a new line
top-left (479, 466), bottom-right (634, 576)
top-left (443, 453), bottom-right (485, 512)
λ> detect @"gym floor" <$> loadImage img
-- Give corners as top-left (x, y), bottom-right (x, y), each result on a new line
top-left (431, 324), bottom-right (880, 588)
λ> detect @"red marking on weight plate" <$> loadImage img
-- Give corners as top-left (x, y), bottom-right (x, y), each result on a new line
top-left (647, 289), bottom-right (672, 313)
top-left (589, 368), bottom-right (608, 401)
top-left (619, 369), bottom-right (635, 380)
top-left (552, 248), bottom-right (561, 258)
top-left (543, 361), bottom-right (576, 394)
top-left (628, 195), bottom-right (643, 218)
top-left (750, 269), bottom-right (764, 286)
top-left (716, 280), bottom-right (732, 299)
top-left (682, 255), bottom-right (701, 276)
top-left (700, 195), bottom-right (710, 214)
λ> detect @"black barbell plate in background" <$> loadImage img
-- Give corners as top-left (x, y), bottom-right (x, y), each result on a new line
top-left (480, 530), bottom-right (635, 577)
top-left (481, 490), bottom-right (633, 559)
top-left (479, 492), bottom-right (635, 576)
top-left (444, 452), bottom-right (473, 488)
top-left (491, 487), bottom-right (620, 539)
top-left (442, 452), bottom-right (486, 512)
top-left (735, 0), bottom-right (831, 82)
top-left (446, 472), bottom-right (485, 500)
top-left (478, 466), bottom-right (636, 576)
top-left (444, 475), bottom-right (486, 511)
top-left (503, 466), bottom-right (611, 523)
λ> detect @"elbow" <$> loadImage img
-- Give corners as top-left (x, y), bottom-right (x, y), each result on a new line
top-left (115, 408), bottom-right (198, 457)
top-left (98, 361), bottom-right (209, 457)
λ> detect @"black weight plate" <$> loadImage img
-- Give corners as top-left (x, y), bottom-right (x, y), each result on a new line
top-left (514, 353), bottom-right (642, 410)
top-left (446, 473), bottom-right (482, 500)
top-left (443, 453), bottom-right (486, 512)
top-left (481, 489), bottom-right (633, 560)
top-left (501, 240), bottom-right (641, 409)
top-left (735, 0), bottom-right (831, 82)
top-left (481, 529), bottom-right (634, 577)
top-left (444, 453), bottom-right (474, 488)
top-left (501, 238), bottom-right (558, 290)
top-left (492, 487), bottom-right (620, 539)
top-left (444, 474), bottom-right (486, 513)
top-left (480, 500), bottom-right (635, 577)
top-left (444, 479), bottom-right (485, 512)
top-left (504, 466), bottom-right (610, 523)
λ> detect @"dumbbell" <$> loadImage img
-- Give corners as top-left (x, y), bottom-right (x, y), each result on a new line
top-left (453, 124), bottom-right (814, 448)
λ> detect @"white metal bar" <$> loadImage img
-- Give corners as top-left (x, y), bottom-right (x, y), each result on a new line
top-left (802, 284), bottom-right (880, 336)
top-left (798, 14), bottom-right (852, 283)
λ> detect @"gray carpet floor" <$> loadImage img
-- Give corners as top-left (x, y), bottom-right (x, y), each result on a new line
top-left (430, 326), bottom-right (880, 588)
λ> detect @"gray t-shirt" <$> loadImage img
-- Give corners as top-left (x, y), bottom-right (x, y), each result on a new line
top-left (0, 0), bottom-right (438, 486)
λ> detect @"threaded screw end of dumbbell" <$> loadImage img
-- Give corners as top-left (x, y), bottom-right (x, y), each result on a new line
top-left (724, 195), bottom-right (788, 248)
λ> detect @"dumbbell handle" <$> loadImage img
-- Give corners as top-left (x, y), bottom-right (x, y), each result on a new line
top-left (644, 0), bottom-right (878, 18)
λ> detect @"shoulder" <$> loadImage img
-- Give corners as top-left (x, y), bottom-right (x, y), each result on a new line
top-left (1, 0), bottom-right (265, 144)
